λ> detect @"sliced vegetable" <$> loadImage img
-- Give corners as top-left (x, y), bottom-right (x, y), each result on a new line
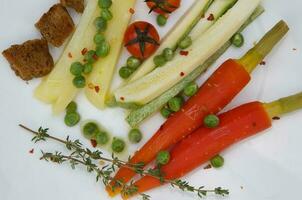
top-left (126, 6), bottom-right (264, 128)
top-left (34, 0), bottom-right (100, 113)
top-left (107, 20), bottom-right (289, 194)
top-left (84, 0), bottom-right (137, 109)
top-left (189, 0), bottom-right (238, 40)
top-left (124, 21), bottom-right (160, 59)
top-left (114, 0), bottom-right (261, 105)
top-left (146, 0), bottom-right (180, 15)
top-left (127, 0), bottom-right (213, 83)
top-left (129, 91), bottom-right (302, 195)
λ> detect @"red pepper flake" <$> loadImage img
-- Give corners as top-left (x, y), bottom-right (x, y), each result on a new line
top-left (120, 97), bottom-right (125, 101)
top-left (68, 52), bottom-right (73, 58)
top-left (129, 8), bottom-right (135, 14)
top-left (81, 48), bottom-right (88, 55)
top-left (260, 61), bottom-right (266, 65)
top-left (272, 116), bottom-right (280, 120)
top-left (90, 139), bottom-right (97, 148)
top-left (207, 14), bottom-right (214, 21)
top-left (179, 50), bottom-right (189, 56)
top-left (93, 54), bottom-right (98, 61)
top-left (204, 164), bottom-right (212, 170)
top-left (29, 148), bottom-right (34, 154)
top-left (94, 85), bottom-right (100, 93)
top-left (180, 72), bottom-right (185, 77)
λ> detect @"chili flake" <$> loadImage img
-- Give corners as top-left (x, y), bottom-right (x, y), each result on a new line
top-left (180, 72), bottom-right (185, 77)
top-left (29, 148), bottom-right (34, 154)
top-left (120, 97), bottom-right (125, 101)
top-left (204, 164), bottom-right (212, 169)
top-left (93, 54), bottom-right (98, 61)
top-left (129, 8), bottom-right (135, 14)
top-left (81, 48), bottom-right (88, 55)
top-left (94, 85), bottom-right (100, 93)
top-left (90, 139), bottom-right (97, 148)
top-left (260, 61), bottom-right (266, 65)
top-left (272, 116), bottom-right (280, 120)
top-left (68, 52), bottom-right (73, 58)
top-left (179, 50), bottom-right (189, 56)
top-left (207, 14), bottom-right (214, 21)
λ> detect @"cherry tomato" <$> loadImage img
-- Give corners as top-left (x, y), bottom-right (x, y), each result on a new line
top-left (146, 0), bottom-right (181, 15)
top-left (124, 21), bottom-right (160, 59)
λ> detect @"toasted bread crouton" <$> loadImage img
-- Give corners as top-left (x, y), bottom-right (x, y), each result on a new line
top-left (60, 0), bottom-right (84, 13)
top-left (35, 4), bottom-right (74, 47)
top-left (2, 39), bottom-right (54, 81)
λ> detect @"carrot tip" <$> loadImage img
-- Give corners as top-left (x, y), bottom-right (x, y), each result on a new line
top-left (106, 185), bottom-right (121, 197)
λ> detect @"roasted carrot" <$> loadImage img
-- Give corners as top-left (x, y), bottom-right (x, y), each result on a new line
top-left (128, 92), bottom-right (302, 196)
top-left (107, 20), bottom-right (289, 195)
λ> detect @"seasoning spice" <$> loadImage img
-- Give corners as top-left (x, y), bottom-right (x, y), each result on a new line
top-left (207, 14), bottom-right (214, 21)
top-left (129, 8), bottom-right (135, 14)
top-left (179, 50), bottom-right (189, 56)
top-left (81, 48), bottom-right (88, 55)
top-left (90, 139), bottom-right (97, 148)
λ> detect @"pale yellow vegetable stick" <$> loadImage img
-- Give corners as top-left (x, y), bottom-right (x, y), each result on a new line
top-left (34, 0), bottom-right (99, 113)
top-left (85, 0), bottom-right (137, 109)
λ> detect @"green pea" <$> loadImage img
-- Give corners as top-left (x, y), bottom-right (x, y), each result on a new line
top-left (83, 122), bottom-right (99, 139)
top-left (178, 36), bottom-right (192, 49)
top-left (156, 151), bottom-right (170, 165)
top-left (64, 112), bottom-right (80, 127)
top-left (160, 107), bottom-right (172, 118)
top-left (101, 9), bottom-right (113, 20)
top-left (70, 62), bottom-right (84, 76)
top-left (66, 101), bottom-right (77, 113)
top-left (94, 33), bottom-right (105, 44)
top-left (231, 33), bottom-right (244, 47)
top-left (153, 55), bottom-right (166, 67)
top-left (184, 82), bottom-right (198, 97)
top-left (83, 63), bottom-right (93, 74)
top-left (210, 155), bottom-right (224, 168)
top-left (111, 138), bottom-right (125, 153)
top-left (127, 56), bottom-right (141, 69)
top-left (163, 48), bottom-right (174, 61)
top-left (128, 129), bottom-right (142, 144)
top-left (168, 97), bottom-right (184, 112)
top-left (84, 50), bottom-right (97, 63)
top-left (94, 17), bottom-right (107, 32)
top-left (119, 66), bottom-right (133, 79)
top-left (204, 114), bottom-right (220, 128)
top-left (96, 41), bottom-right (110, 57)
top-left (96, 131), bottom-right (109, 145)
top-left (157, 14), bottom-right (167, 26)
top-left (98, 0), bottom-right (112, 8)
top-left (73, 75), bottom-right (86, 88)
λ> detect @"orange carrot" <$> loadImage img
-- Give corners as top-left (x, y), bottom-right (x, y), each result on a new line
top-left (130, 102), bottom-right (272, 195)
top-left (107, 20), bottom-right (289, 195)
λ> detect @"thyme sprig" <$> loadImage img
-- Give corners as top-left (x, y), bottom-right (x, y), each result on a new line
top-left (20, 124), bottom-right (229, 199)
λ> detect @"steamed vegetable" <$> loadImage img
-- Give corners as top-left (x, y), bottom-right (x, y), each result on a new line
top-left (114, 0), bottom-right (261, 105)
top-left (128, 91), bottom-right (302, 195)
top-left (126, 0), bottom-right (213, 83)
top-left (106, 20), bottom-right (289, 195)
top-left (125, 6), bottom-right (264, 127)
top-left (84, 0), bottom-right (137, 109)
top-left (34, 0), bottom-right (100, 112)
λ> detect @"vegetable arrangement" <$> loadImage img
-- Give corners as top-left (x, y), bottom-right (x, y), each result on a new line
top-left (3, 0), bottom-right (301, 199)
top-left (107, 20), bottom-right (289, 195)
top-left (114, 0), bottom-right (261, 105)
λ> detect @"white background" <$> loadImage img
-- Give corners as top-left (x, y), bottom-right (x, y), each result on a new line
top-left (0, 0), bottom-right (302, 200)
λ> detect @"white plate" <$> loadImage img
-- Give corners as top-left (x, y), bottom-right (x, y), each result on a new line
top-left (1, 0), bottom-right (302, 200)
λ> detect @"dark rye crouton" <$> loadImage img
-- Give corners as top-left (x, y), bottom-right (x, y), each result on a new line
top-left (60, 0), bottom-right (85, 13)
top-left (35, 4), bottom-right (74, 47)
top-left (2, 39), bottom-right (54, 81)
